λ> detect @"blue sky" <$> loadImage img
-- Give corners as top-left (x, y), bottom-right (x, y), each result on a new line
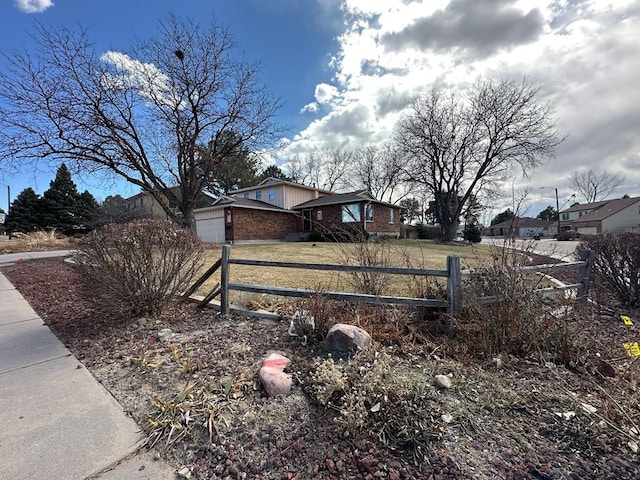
top-left (1, 0), bottom-right (639, 221)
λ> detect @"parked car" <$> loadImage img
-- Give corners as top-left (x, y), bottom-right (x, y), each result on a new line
top-left (533, 233), bottom-right (541, 240)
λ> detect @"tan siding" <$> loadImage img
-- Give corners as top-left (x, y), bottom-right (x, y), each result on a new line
top-left (601, 202), bottom-right (640, 232)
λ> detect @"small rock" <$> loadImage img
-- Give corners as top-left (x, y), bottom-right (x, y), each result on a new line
top-left (434, 374), bottom-right (452, 389)
top-left (441, 413), bottom-right (453, 423)
top-left (177, 466), bottom-right (191, 479)
top-left (158, 328), bottom-right (173, 341)
top-left (628, 441), bottom-right (639, 454)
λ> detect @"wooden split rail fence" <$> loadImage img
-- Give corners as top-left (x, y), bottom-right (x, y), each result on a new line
top-left (186, 245), bottom-right (594, 317)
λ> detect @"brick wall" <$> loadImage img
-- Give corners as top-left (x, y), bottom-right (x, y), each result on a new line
top-left (308, 202), bottom-right (400, 234)
top-left (228, 208), bottom-right (299, 241)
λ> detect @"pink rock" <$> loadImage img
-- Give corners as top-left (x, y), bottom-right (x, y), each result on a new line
top-left (262, 352), bottom-right (291, 370)
top-left (259, 366), bottom-right (292, 397)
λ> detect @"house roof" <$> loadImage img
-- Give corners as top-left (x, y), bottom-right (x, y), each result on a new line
top-left (572, 197), bottom-right (640, 222)
top-left (490, 217), bottom-right (551, 229)
top-left (193, 195), bottom-right (295, 214)
top-left (560, 199), bottom-right (610, 214)
top-left (291, 190), bottom-right (399, 210)
top-left (230, 177), bottom-right (333, 195)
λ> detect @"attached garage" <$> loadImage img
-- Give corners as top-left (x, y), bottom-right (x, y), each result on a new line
top-left (194, 209), bottom-right (226, 243)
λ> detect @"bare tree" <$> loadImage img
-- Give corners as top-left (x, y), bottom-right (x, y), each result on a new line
top-left (284, 147), bottom-right (351, 191)
top-left (348, 143), bottom-right (406, 202)
top-left (396, 78), bottom-right (562, 241)
top-left (571, 168), bottom-right (626, 203)
top-left (0, 15), bottom-right (281, 228)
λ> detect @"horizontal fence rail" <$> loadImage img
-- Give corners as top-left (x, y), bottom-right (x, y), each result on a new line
top-left (203, 245), bottom-right (593, 318)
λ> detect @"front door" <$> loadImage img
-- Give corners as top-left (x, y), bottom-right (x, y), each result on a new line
top-left (303, 210), bottom-right (312, 231)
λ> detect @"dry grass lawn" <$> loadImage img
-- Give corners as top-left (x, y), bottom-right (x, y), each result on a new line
top-left (197, 239), bottom-right (493, 306)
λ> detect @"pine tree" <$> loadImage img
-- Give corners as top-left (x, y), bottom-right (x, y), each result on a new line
top-left (75, 190), bottom-right (100, 228)
top-left (5, 187), bottom-right (42, 233)
top-left (40, 164), bottom-right (82, 232)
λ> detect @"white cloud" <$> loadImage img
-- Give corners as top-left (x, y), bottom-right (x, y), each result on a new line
top-left (282, 0), bottom-right (640, 202)
top-left (300, 102), bottom-right (319, 114)
top-left (13, 0), bottom-right (53, 13)
top-left (314, 83), bottom-right (339, 104)
top-left (100, 51), bottom-right (174, 105)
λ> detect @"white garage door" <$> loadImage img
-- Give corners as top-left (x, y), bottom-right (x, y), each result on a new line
top-left (195, 215), bottom-right (225, 243)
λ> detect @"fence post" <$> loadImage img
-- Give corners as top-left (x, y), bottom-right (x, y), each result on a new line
top-left (220, 244), bottom-right (231, 315)
top-left (446, 256), bottom-right (462, 319)
top-left (577, 249), bottom-right (594, 303)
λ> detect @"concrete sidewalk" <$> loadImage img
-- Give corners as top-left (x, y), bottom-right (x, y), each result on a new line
top-left (0, 253), bottom-right (176, 479)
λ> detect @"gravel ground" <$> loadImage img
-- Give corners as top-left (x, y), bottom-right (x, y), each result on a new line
top-left (3, 257), bottom-right (640, 480)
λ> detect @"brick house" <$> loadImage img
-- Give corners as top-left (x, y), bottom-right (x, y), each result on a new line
top-left (291, 191), bottom-right (401, 238)
top-left (193, 178), bottom-right (401, 243)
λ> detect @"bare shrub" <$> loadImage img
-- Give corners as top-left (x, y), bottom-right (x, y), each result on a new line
top-left (577, 232), bottom-right (640, 307)
top-left (301, 345), bottom-right (443, 458)
top-left (462, 243), bottom-right (569, 358)
top-left (332, 233), bottom-right (392, 296)
top-left (75, 219), bottom-right (204, 318)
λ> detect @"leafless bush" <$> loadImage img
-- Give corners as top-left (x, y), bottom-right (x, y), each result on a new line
top-left (301, 345), bottom-right (443, 458)
top-left (74, 219), bottom-right (204, 318)
top-left (332, 233), bottom-right (392, 296)
top-left (577, 232), bottom-right (640, 307)
top-left (462, 243), bottom-right (569, 358)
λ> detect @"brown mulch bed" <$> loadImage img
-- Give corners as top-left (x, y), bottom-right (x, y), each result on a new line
top-left (2, 257), bottom-right (640, 480)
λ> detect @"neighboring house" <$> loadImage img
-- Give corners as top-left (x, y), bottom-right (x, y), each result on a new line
top-left (124, 187), bottom-right (214, 221)
top-left (194, 178), bottom-right (401, 243)
top-left (487, 217), bottom-right (551, 237)
top-left (559, 196), bottom-right (640, 234)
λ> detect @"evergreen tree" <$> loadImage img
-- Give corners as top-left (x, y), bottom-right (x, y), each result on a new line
top-left (40, 164), bottom-right (82, 231)
top-left (256, 165), bottom-right (291, 183)
top-left (463, 221), bottom-right (482, 243)
top-left (75, 190), bottom-right (100, 228)
top-left (490, 208), bottom-right (515, 225)
top-left (5, 188), bottom-right (42, 233)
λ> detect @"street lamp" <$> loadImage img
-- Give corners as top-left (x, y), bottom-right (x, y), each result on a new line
top-left (541, 187), bottom-right (561, 236)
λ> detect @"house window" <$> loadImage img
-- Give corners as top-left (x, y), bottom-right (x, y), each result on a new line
top-left (268, 188), bottom-right (276, 202)
top-left (317, 210), bottom-right (323, 221)
top-left (255, 190), bottom-right (262, 200)
top-left (342, 204), bottom-right (361, 223)
top-left (388, 208), bottom-right (394, 223)
top-left (243, 193), bottom-right (250, 199)
top-left (365, 204), bottom-right (374, 222)
top-left (562, 213), bottom-right (569, 220)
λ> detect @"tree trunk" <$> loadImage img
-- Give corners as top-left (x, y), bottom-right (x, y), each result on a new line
top-left (441, 222), bottom-right (458, 242)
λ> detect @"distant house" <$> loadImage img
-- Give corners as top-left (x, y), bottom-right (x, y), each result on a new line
top-left (559, 197), bottom-right (640, 234)
top-left (193, 178), bottom-right (401, 243)
top-left (124, 187), bottom-right (214, 221)
top-left (487, 217), bottom-right (551, 237)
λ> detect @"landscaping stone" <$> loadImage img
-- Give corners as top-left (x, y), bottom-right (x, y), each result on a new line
top-left (325, 323), bottom-right (371, 357)
top-left (434, 374), bottom-right (453, 389)
top-left (259, 353), bottom-right (292, 397)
